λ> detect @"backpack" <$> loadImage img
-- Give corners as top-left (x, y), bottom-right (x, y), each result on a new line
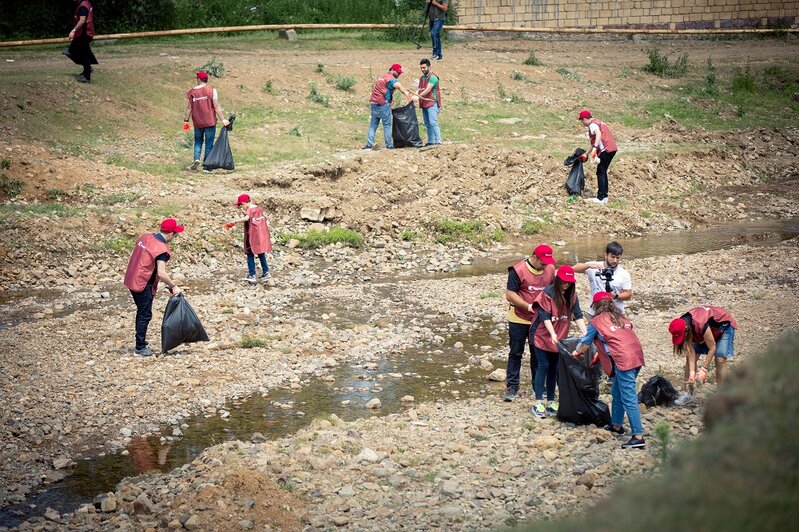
top-left (637, 375), bottom-right (679, 407)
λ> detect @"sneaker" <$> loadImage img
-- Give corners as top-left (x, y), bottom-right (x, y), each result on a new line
top-left (202, 168), bottom-right (212, 173)
top-left (589, 197), bottom-right (608, 204)
top-left (621, 437), bottom-right (646, 449)
top-left (133, 345), bottom-right (152, 357)
top-left (532, 402), bottom-right (547, 418)
top-left (243, 275), bottom-right (257, 285)
top-left (674, 391), bottom-right (694, 406)
top-left (259, 272), bottom-right (271, 283)
top-left (189, 160), bottom-right (200, 171)
top-left (603, 424), bottom-right (626, 436)
top-left (502, 387), bottom-right (519, 402)
top-left (76, 75), bottom-right (91, 84)
top-left (361, 144), bottom-right (373, 150)
top-left (546, 402), bottom-right (559, 416)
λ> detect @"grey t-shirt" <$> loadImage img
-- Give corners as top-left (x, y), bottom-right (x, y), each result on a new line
top-left (585, 264), bottom-right (632, 315)
top-left (429, 0), bottom-right (448, 21)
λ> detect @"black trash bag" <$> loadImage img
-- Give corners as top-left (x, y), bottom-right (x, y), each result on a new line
top-left (563, 148), bottom-right (587, 196)
top-left (204, 114), bottom-right (236, 170)
top-left (556, 337), bottom-right (611, 427)
top-left (391, 103), bottom-right (423, 148)
top-left (161, 293), bottom-right (210, 354)
top-left (637, 375), bottom-right (679, 407)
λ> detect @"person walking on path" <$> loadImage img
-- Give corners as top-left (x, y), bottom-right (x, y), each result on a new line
top-left (530, 265), bottom-right (587, 417)
top-left (503, 244), bottom-right (556, 402)
top-left (577, 109), bottom-right (618, 204)
top-left (123, 218), bottom-right (184, 357)
top-left (573, 292), bottom-right (646, 449)
top-left (65, 0), bottom-right (98, 83)
top-left (573, 241), bottom-right (632, 318)
top-left (225, 194), bottom-right (273, 284)
top-left (669, 306), bottom-right (737, 388)
top-left (363, 64), bottom-right (411, 150)
top-left (417, 58), bottom-right (442, 146)
top-left (184, 71), bottom-right (229, 171)
top-left (427, 0), bottom-right (449, 61)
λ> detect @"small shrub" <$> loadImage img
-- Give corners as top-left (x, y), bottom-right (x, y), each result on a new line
top-left (333, 75), bottom-right (357, 92)
top-left (99, 192), bottom-right (139, 205)
top-left (46, 188), bottom-right (67, 200)
top-left (511, 70), bottom-right (533, 83)
top-left (479, 291), bottom-right (501, 299)
top-left (642, 48), bottom-right (689, 78)
top-left (0, 174), bottom-right (23, 197)
top-left (640, 210), bottom-right (652, 218)
top-left (731, 66), bottom-right (757, 94)
top-left (400, 230), bottom-right (417, 241)
top-left (308, 82), bottom-right (330, 107)
top-left (288, 125), bottom-right (302, 137)
top-left (608, 198), bottom-right (628, 209)
top-left (180, 132), bottom-right (193, 149)
top-left (556, 67), bottom-right (581, 81)
top-left (241, 336), bottom-right (267, 348)
top-left (510, 94), bottom-right (529, 104)
top-left (198, 57), bottom-right (224, 78)
top-left (490, 227), bottom-right (506, 242)
top-left (521, 219), bottom-right (546, 234)
top-left (0, 159), bottom-right (10, 170)
top-left (654, 421), bottom-right (672, 462)
top-left (522, 51), bottom-right (542, 66)
top-left (497, 83), bottom-right (508, 100)
top-left (278, 226), bottom-right (363, 249)
top-left (102, 237), bottom-right (134, 253)
top-left (433, 217), bottom-right (491, 243)
top-left (703, 58), bottom-right (718, 95)
top-left (316, 63), bottom-right (325, 74)
top-left (261, 80), bottom-right (275, 94)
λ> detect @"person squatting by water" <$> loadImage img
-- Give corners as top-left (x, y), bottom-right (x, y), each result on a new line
top-left (225, 194), bottom-right (273, 284)
top-left (670, 306), bottom-right (737, 389)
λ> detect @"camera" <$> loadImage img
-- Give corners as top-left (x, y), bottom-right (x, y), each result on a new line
top-left (597, 267), bottom-right (614, 293)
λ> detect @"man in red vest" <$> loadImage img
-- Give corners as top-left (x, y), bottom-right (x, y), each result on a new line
top-left (123, 219), bottom-right (184, 357)
top-left (578, 109), bottom-right (618, 204)
top-left (503, 244), bottom-right (556, 401)
top-left (417, 58), bottom-right (442, 146)
top-left (65, 0), bottom-right (98, 83)
top-left (363, 64), bottom-right (411, 150)
top-left (184, 71), bottom-right (230, 171)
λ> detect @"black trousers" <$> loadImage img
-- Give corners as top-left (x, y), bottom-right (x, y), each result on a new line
top-left (130, 284), bottom-right (154, 350)
top-left (66, 35), bottom-right (97, 78)
top-left (505, 322), bottom-right (537, 390)
top-left (596, 150), bottom-right (616, 200)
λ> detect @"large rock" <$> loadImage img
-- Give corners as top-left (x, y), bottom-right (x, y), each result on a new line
top-left (365, 398), bottom-right (381, 409)
top-left (356, 448), bottom-right (379, 463)
top-left (278, 29), bottom-right (298, 42)
top-left (487, 368), bottom-right (506, 382)
top-left (133, 493), bottom-right (156, 515)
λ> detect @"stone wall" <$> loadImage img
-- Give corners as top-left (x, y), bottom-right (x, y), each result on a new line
top-left (453, 0), bottom-right (799, 30)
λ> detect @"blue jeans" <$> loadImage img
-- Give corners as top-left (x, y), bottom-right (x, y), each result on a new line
top-left (246, 251), bottom-right (269, 277)
top-left (422, 104), bottom-right (441, 144)
top-left (194, 126), bottom-right (216, 162)
top-left (610, 366), bottom-right (643, 436)
top-left (533, 346), bottom-right (559, 401)
top-left (366, 103), bottom-right (393, 148)
top-left (429, 18), bottom-right (445, 58)
top-left (693, 325), bottom-right (735, 358)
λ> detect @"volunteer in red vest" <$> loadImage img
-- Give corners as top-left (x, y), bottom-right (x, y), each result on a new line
top-left (123, 219), bottom-right (184, 357)
top-left (417, 58), bottom-right (442, 146)
top-left (577, 109), bottom-right (618, 205)
top-left (225, 194), bottom-right (273, 284)
top-left (503, 244), bottom-right (556, 402)
top-left (65, 0), bottom-right (98, 83)
top-left (363, 64), bottom-right (411, 150)
top-left (184, 71), bottom-right (230, 171)
top-left (530, 265), bottom-right (587, 417)
top-left (573, 292), bottom-right (646, 449)
top-left (669, 306), bottom-right (737, 387)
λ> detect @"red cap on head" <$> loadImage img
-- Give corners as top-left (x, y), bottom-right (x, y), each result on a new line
top-left (669, 318), bottom-right (688, 345)
top-left (578, 109), bottom-right (592, 120)
top-left (196, 71), bottom-right (209, 82)
top-left (235, 194), bottom-right (251, 206)
top-left (533, 244), bottom-right (555, 265)
top-left (160, 218), bottom-right (185, 233)
top-left (390, 63), bottom-right (403, 75)
top-left (556, 265), bottom-right (576, 283)
top-left (592, 291), bottom-right (613, 303)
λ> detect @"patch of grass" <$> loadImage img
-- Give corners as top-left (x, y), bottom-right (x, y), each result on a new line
top-left (261, 80), bottom-right (275, 94)
top-left (640, 210), bottom-right (652, 218)
top-left (0, 203), bottom-right (81, 218)
top-left (198, 57), bottom-right (224, 78)
top-left (521, 219), bottom-right (546, 235)
top-left (432, 218), bottom-right (502, 244)
top-left (556, 67), bottom-right (581, 81)
top-left (333, 74), bottom-right (357, 92)
top-left (0, 159), bottom-right (10, 170)
top-left (288, 125), bottom-right (302, 137)
top-left (619, 66), bottom-right (632, 79)
top-left (316, 63), bottom-right (325, 74)
top-left (99, 192), bottom-right (140, 205)
top-left (278, 226), bottom-right (364, 249)
top-left (46, 188), bottom-right (68, 200)
top-left (491, 227), bottom-right (506, 242)
top-left (511, 70), bottom-right (534, 83)
top-left (399, 229), bottom-right (417, 241)
top-left (0, 174), bottom-right (24, 197)
top-left (642, 47), bottom-right (689, 78)
top-left (241, 336), bottom-right (267, 348)
top-left (497, 83), bottom-right (509, 100)
top-left (607, 198), bottom-right (628, 209)
top-left (307, 82), bottom-right (330, 107)
top-left (479, 291), bottom-right (501, 299)
top-left (703, 58), bottom-right (718, 95)
top-left (522, 51), bottom-right (542, 66)
top-left (731, 65), bottom-right (757, 94)
top-left (102, 237), bottom-right (135, 253)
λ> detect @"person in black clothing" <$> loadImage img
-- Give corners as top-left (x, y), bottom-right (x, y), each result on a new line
top-left (65, 0), bottom-right (98, 83)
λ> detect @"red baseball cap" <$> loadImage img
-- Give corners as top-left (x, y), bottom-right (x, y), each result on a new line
top-left (556, 265), bottom-right (576, 283)
top-left (196, 71), bottom-right (209, 82)
top-left (236, 194), bottom-right (251, 206)
top-left (390, 63), bottom-right (403, 75)
top-left (592, 291), bottom-right (613, 303)
top-left (160, 218), bottom-right (185, 233)
top-left (533, 244), bottom-right (555, 265)
top-left (669, 318), bottom-right (688, 345)
top-left (578, 109), bottom-right (592, 120)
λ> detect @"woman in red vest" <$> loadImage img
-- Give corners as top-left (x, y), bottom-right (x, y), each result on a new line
top-left (669, 306), bottom-right (737, 387)
top-left (577, 109), bottom-right (618, 204)
top-left (225, 194), bottom-right (273, 284)
top-left (529, 265), bottom-right (587, 417)
top-left (573, 292), bottom-right (646, 449)
top-left (65, 0), bottom-right (98, 83)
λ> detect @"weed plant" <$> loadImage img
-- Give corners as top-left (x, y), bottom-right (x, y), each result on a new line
top-left (241, 336), bottom-right (267, 348)
top-left (278, 226), bottom-right (363, 248)
top-left (521, 219), bottom-right (546, 234)
top-left (198, 57), bottom-right (225, 78)
top-left (316, 63), bottom-right (325, 74)
top-left (102, 237), bottom-right (135, 253)
top-left (556, 67), bottom-right (581, 81)
top-left (308, 82), bottom-right (330, 107)
top-left (333, 75), bottom-right (357, 91)
top-left (46, 188), bottom-right (67, 200)
top-left (0, 159), bottom-right (10, 170)
top-left (642, 48), bottom-right (689, 78)
top-left (0, 175), bottom-right (23, 197)
top-left (703, 58), bottom-right (718, 95)
top-left (731, 66), bottom-right (757, 93)
top-left (523, 51), bottom-right (543, 66)
top-left (511, 70), bottom-right (534, 83)
top-left (400, 230), bottom-right (417, 241)
top-left (261, 80), bottom-right (275, 94)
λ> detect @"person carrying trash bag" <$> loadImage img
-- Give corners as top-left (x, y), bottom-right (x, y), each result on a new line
top-left (363, 64), bottom-right (412, 150)
top-left (563, 148), bottom-right (587, 197)
top-left (669, 306), bottom-right (738, 388)
top-left (529, 265), bottom-right (587, 418)
top-left (161, 292), bottom-right (209, 355)
top-left (572, 292), bottom-right (647, 449)
top-left (123, 218), bottom-right (184, 357)
top-left (225, 194), bottom-right (272, 284)
top-left (184, 71), bottom-right (229, 171)
top-left (555, 337), bottom-right (609, 427)
top-left (203, 114), bottom-right (236, 172)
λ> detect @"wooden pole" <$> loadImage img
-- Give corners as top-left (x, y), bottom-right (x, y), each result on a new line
top-left (1, 23), bottom-right (796, 48)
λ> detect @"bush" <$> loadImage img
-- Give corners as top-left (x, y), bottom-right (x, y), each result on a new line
top-left (333, 75), bottom-right (357, 92)
top-left (521, 219), bottom-right (546, 235)
top-left (0, 174), bottom-right (23, 197)
top-left (432, 217), bottom-right (502, 244)
top-left (46, 188), bottom-right (67, 200)
top-left (308, 82), bottom-right (330, 107)
top-left (261, 80), bottom-right (275, 94)
top-left (642, 48), bottom-right (689, 78)
top-left (198, 57), bottom-right (225, 78)
top-left (731, 65), bottom-right (757, 93)
top-left (241, 336), bottom-right (266, 348)
top-left (703, 58), bottom-right (718, 95)
top-left (523, 51), bottom-right (543, 66)
top-left (511, 70), bottom-right (534, 83)
top-left (556, 67), bottom-right (581, 81)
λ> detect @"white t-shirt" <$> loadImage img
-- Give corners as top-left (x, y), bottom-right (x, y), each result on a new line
top-left (586, 264), bottom-right (632, 315)
top-left (587, 122), bottom-right (605, 152)
top-left (194, 85), bottom-right (218, 100)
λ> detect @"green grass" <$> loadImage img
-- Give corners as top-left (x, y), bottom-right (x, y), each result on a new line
top-left (607, 198), bottom-right (628, 209)
top-left (511, 70), bottom-right (535, 84)
top-left (556, 67), bottom-right (581, 81)
top-left (0, 174), bottom-right (23, 197)
top-left (101, 237), bottom-right (135, 253)
top-left (241, 336), bottom-right (267, 348)
top-left (521, 219), bottom-right (546, 235)
top-left (432, 218), bottom-right (503, 245)
top-left (261, 80), bottom-right (275, 94)
top-left (642, 47), bottom-right (689, 78)
top-left (0, 203), bottom-right (83, 221)
top-left (479, 291), bottom-right (501, 299)
top-left (332, 75), bottom-right (357, 92)
top-left (277, 226), bottom-right (364, 249)
top-left (46, 188), bottom-right (68, 200)
top-left (307, 82), bottom-right (330, 107)
top-left (98, 192), bottom-right (140, 205)
top-left (198, 57), bottom-right (225, 78)
top-left (399, 230), bottom-right (417, 241)
top-left (522, 51), bottom-right (543, 66)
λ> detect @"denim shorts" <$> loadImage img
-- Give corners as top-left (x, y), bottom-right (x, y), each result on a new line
top-left (693, 325), bottom-right (735, 358)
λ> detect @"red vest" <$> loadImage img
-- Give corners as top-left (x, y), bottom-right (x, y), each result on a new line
top-left (124, 234), bottom-right (171, 294)
top-left (532, 289), bottom-right (578, 351)
top-left (686, 306), bottom-right (737, 344)
top-left (245, 206), bottom-right (273, 255)
top-left (591, 313), bottom-right (645, 376)
top-left (370, 73), bottom-right (395, 105)
top-left (187, 86), bottom-right (216, 128)
top-left (74, 1), bottom-right (95, 38)
top-left (418, 72), bottom-right (442, 109)
top-left (510, 260), bottom-right (554, 322)
top-left (588, 118), bottom-right (618, 153)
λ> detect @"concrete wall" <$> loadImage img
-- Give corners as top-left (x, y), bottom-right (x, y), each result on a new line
top-left (453, 0), bottom-right (799, 30)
